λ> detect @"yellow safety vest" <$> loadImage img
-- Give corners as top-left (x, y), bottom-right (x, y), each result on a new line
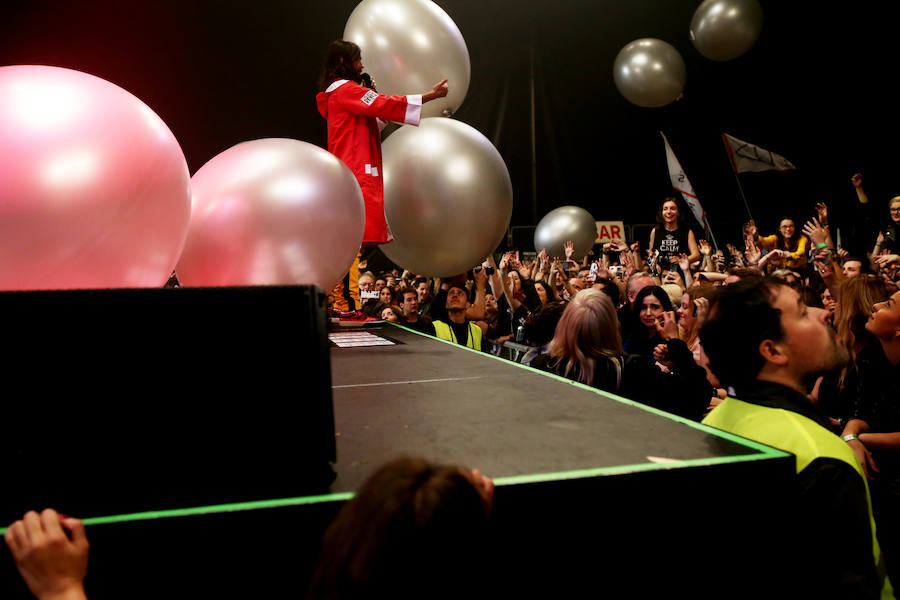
top-left (704, 397), bottom-right (891, 598)
top-left (433, 320), bottom-right (482, 350)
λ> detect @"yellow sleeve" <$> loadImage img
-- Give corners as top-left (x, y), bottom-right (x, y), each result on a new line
top-left (790, 235), bottom-right (808, 260)
top-left (756, 234), bottom-right (777, 250)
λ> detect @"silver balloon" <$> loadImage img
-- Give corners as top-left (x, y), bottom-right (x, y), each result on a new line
top-left (380, 118), bottom-right (512, 277)
top-left (534, 206), bottom-right (597, 260)
top-left (177, 139), bottom-right (365, 291)
top-left (613, 38), bottom-right (687, 108)
top-left (691, 0), bottom-right (763, 61)
top-left (344, 0), bottom-right (470, 118)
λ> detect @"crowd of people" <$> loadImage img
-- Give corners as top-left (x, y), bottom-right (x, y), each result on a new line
top-left (311, 174), bottom-right (898, 596)
top-left (6, 174), bottom-right (900, 597)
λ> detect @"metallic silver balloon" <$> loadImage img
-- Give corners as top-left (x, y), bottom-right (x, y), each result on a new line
top-left (613, 38), bottom-right (687, 108)
top-left (344, 0), bottom-right (470, 118)
top-left (534, 206), bottom-right (597, 260)
top-left (177, 139), bottom-right (365, 291)
top-left (691, 0), bottom-right (763, 61)
top-left (380, 118), bottom-right (512, 277)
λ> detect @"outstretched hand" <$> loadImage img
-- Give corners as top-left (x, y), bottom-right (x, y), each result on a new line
top-left (802, 217), bottom-right (829, 246)
top-left (423, 79), bottom-right (449, 103)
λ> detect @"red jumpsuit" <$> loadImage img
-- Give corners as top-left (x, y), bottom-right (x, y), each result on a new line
top-left (316, 79), bottom-right (422, 244)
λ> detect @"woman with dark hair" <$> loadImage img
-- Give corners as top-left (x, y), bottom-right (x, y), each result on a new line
top-left (316, 39), bottom-right (449, 246)
top-left (747, 217), bottom-right (809, 271)
top-left (648, 198), bottom-right (700, 274)
top-left (307, 456), bottom-right (493, 600)
top-left (378, 285), bottom-right (396, 307)
top-left (537, 289), bottom-right (710, 420)
top-left (624, 285), bottom-right (677, 360)
top-left (532, 280), bottom-right (557, 307)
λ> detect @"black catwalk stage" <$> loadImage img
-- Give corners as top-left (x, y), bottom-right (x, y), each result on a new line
top-left (329, 322), bottom-right (785, 490)
top-left (1, 287), bottom-right (801, 599)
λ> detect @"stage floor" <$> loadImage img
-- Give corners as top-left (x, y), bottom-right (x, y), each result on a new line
top-left (328, 322), bottom-right (787, 492)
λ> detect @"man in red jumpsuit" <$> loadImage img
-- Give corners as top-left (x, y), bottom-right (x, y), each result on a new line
top-left (316, 40), bottom-right (448, 310)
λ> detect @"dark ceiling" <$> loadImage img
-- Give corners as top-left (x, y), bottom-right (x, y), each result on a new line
top-left (2, 1), bottom-right (898, 250)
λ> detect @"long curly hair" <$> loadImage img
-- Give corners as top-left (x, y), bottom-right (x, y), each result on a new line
top-left (836, 275), bottom-right (894, 383)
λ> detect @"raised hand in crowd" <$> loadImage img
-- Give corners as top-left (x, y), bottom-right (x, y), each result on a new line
top-left (662, 270), bottom-right (681, 287)
top-left (508, 251), bottom-right (521, 273)
top-left (5, 509), bottom-right (89, 600)
top-left (498, 251), bottom-right (512, 272)
top-left (621, 249), bottom-right (636, 280)
top-left (534, 248), bottom-right (550, 282)
top-left (757, 248), bottom-right (783, 270)
top-left (802, 217), bottom-right (831, 248)
top-left (726, 244), bottom-right (744, 268)
top-left (677, 253), bottom-right (691, 276)
top-left (607, 239), bottom-right (629, 253)
top-left (743, 220), bottom-right (758, 238)
top-left (654, 310), bottom-right (680, 341)
top-left (816, 201), bottom-right (829, 227)
top-left (875, 254), bottom-right (900, 268)
top-left (745, 239), bottom-right (761, 267)
top-left (693, 297), bottom-right (710, 330)
top-left (851, 172), bottom-right (870, 204)
top-left (563, 240), bottom-right (575, 261)
top-left (629, 241), bottom-right (644, 272)
top-left (698, 239), bottom-right (712, 256)
top-left (713, 249), bottom-right (726, 273)
top-left (517, 255), bottom-right (534, 280)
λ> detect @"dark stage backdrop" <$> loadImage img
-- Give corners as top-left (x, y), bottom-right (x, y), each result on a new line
top-left (2, 1), bottom-right (899, 250)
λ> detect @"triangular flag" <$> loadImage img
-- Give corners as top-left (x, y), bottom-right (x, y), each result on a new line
top-left (661, 132), bottom-right (706, 228)
top-left (722, 133), bottom-right (796, 173)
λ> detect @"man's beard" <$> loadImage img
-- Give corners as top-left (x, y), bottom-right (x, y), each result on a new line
top-left (801, 324), bottom-right (849, 391)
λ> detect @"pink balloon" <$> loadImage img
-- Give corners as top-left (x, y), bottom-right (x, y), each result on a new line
top-left (0, 65), bottom-right (191, 290)
top-left (176, 139), bottom-right (365, 291)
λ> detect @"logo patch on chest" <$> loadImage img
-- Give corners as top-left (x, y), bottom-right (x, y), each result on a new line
top-left (360, 90), bottom-right (378, 106)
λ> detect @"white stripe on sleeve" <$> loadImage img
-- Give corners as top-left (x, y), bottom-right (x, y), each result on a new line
top-left (404, 95), bottom-right (422, 126)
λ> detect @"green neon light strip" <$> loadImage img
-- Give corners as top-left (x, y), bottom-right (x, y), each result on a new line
top-left (0, 492), bottom-right (354, 535)
top-left (0, 450), bottom-right (786, 536)
top-left (385, 322), bottom-right (789, 460)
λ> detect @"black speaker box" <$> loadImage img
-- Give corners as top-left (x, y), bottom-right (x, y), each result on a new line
top-left (0, 285), bottom-right (335, 523)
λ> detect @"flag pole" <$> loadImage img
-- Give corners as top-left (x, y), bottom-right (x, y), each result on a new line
top-left (733, 172), bottom-right (755, 223)
top-left (703, 217), bottom-right (719, 252)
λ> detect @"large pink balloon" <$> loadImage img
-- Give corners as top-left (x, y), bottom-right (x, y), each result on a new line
top-left (176, 139), bottom-right (365, 291)
top-left (0, 65), bottom-right (192, 290)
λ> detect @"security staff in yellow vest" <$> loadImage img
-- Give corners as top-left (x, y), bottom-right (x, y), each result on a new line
top-left (432, 283), bottom-right (486, 352)
top-left (700, 277), bottom-right (888, 599)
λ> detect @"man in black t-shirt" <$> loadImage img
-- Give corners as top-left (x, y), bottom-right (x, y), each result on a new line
top-left (399, 288), bottom-right (435, 336)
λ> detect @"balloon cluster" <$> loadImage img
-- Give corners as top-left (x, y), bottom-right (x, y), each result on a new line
top-left (344, 0), bottom-right (512, 277)
top-left (0, 0), bottom-right (491, 290)
top-left (614, 0), bottom-right (763, 108)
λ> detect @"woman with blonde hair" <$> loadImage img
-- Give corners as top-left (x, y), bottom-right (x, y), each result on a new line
top-left (537, 289), bottom-right (711, 420)
top-left (817, 275), bottom-right (895, 422)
